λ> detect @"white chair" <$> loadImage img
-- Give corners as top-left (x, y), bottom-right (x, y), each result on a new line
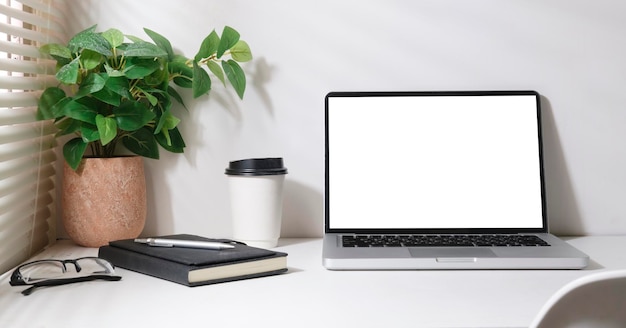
top-left (529, 270), bottom-right (626, 328)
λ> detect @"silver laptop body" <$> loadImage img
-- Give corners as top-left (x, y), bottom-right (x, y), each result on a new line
top-left (322, 91), bottom-right (589, 270)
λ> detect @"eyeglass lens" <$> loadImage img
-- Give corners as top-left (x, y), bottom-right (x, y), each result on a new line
top-left (18, 258), bottom-right (114, 283)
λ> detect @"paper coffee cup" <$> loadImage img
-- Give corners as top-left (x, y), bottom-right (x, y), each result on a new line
top-left (225, 158), bottom-right (288, 248)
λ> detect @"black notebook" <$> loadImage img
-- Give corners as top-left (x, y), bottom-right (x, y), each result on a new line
top-left (98, 234), bottom-right (288, 286)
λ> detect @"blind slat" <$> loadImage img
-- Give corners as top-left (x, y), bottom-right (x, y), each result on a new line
top-left (0, 21), bottom-right (54, 44)
top-left (0, 75), bottom-right (58, 89)
top-left (0, 91), bottom-right (41, 107)
top-left (0, 0), bottom-right (65, 274)
top-left (0, 57), bottom-right (56, 75)
top-left (0, 187), bottom-right (53, 217)
top-left (0, 206), bottom-right (53, 270)
top-left (0, 2), bottom-right (62, 31)
top-left (0, 105), bottom-right (38, 126)
top-left (0, 136), bottom-right (56, 162)
top-left (16, 0), bottom-right (65, 19)
top-left (0, 39), bottom-right (40, 57)
top-left (0, 122), bottom-right (57, 145)
top-left (0, 188), bottom-right (54, 220)
top-left (0, 173), bottom-right (37, 198)
top-left (0, 151), bottom-right (56, 181)
top-left (0, 201), bottom-right (53, 233)
top-left (0, 243), bottom-right (29, 274)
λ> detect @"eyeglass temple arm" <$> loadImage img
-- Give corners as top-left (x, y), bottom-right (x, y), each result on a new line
top-left (20, 275), bottom-right (122, 296)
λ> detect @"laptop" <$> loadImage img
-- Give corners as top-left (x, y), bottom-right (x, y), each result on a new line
top-left (322, 90), bottom-right (589, 270)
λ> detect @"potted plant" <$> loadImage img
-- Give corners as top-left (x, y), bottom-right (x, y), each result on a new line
top-left (37, 25), bottom-right (252, 247)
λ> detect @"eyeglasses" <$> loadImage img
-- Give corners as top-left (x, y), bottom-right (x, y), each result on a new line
top-left (9, 257), bottom-right (121, 296)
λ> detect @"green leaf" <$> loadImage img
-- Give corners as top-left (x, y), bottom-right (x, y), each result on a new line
top-left (93, 87), bottom-right (121, 107)
top-left (40, 43), bottom-right (71, 60)
top-left (133, 86), bottom-right (157, 106)
top-left (124, 41), bottom-right (168, 58)
top-left (144, 28), bottom-right (174, 60)
top-left (192, 61), bottom-right (211, 98)
top-left (158, 113), bottom-right (181, 146)
top-left (142, 87), bottom-right (168, 98)
top-left (125, 34), bottom-right (145, 43)
top-left (80, 76), bottom-right (123, 107)
top-left (222, 59), bottom-right (246, 99)
top-left (155, 126), bottom-right (185, 153)
top-left (64, 99), bottom-right (97, 124)
top-left (143, 64), bottom-right (168, 87)
top-left (145, 91), bottom-right (158, 106)
top-left (74, 95), bottom-right (101, 108)
top-left (195, 30), bottom-right (219, 62)
top-left (162, 111), bottom-right (180, 130)
top-left (38, 87), bottom-right (66, 120)
top-left (113, 101), bottom-right (156, 131)
top-left (80, 124), bottom-right (100, 142)
top-left (159, 128), bottom-right (172, 148)
top-left (167, 86), bottom-right (186, 109)
top-left (122, 128), bottom-right (159, 159)
top-left (80, 49), bottom-right (102, 70)
top-left (63, 138), bottom-right (88, 170)
top-left (104, 76), bottom-right (132, 99)
top-left (68, 26), bottom-right (112, 56)
top-left (124, 57), bottom-right (161, 79)
top-left (75, 73), bottom-right (107, 98)
top-left (71, 25), bottom-right (97, 38)
top-left (51, 97), bottom-right (72, 118)
top-left (206, 60), bottom-right (225, 86)
top-left (56, 57), bottom-right (80, 84)
top-left (230, 40), bottom-right (252, 62)
top-left (95, 114), bottom-right (117, 145)
top-left (191, 62), bottom-right (211, 98)
top-left (170, 59), bottom-right (193, 88)
top-left (55, 117), bottom-right (81, 137)
top-left (102, 28), bottom-right (125, 48)
top-left (104, 63), bottom-right (124, 77)
top-left (154, 97), bottom-right (172, 134)
top-left (217, 26), bottom-right (240, 58)
top-left (172, 76), bottom-right (192, 88)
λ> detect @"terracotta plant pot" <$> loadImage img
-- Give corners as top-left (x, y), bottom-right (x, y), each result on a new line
top-left (62, 156), bottom-right (147, 247)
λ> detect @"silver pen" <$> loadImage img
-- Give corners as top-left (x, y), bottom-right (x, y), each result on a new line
top-left (134, 238), bottom-right (235, 250)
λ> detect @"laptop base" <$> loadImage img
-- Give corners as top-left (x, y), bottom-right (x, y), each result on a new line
top-left (323, 233), bottom-right (589, 270)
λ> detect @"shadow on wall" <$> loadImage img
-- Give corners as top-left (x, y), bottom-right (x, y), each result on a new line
top-left (281, 179), bottom-right (324, 238)
top-left (141, 160), bottom-right (174, 237)
top-left (540, 96), bottom-right (584, 235)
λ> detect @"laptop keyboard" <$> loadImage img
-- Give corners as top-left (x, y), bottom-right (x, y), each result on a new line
top-left (341, 234), bottom-right (550, 247)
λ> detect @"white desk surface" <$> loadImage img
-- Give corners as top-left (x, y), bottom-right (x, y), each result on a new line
top-left (0, 236), bottom-right (625, 328)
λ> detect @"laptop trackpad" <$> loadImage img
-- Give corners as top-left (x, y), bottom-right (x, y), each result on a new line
top-left (409, 248), bottom-right (497, 258)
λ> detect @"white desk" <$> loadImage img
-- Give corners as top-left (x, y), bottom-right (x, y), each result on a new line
top-left (0, 236), bottom-right (625, 328)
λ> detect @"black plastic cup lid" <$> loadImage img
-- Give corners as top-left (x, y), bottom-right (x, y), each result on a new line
top-left (225, 158), bottom-right (288, 176)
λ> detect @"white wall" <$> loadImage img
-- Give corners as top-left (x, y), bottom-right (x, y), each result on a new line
top-left (61, 0), bottom-right (626, 237)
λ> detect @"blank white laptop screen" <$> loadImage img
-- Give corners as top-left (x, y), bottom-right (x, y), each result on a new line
top-left (326, 92), bottom-right (544, 230)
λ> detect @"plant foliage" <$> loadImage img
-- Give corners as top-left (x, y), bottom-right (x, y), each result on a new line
top-left (38, 25), bottom-right (252, 170)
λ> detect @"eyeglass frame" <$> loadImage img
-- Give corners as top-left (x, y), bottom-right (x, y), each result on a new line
top-left (9, 256), bottom-right (121, 296)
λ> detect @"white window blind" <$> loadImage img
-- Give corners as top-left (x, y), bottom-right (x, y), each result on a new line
top-left (0, 0), bottom-right (65, 273)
